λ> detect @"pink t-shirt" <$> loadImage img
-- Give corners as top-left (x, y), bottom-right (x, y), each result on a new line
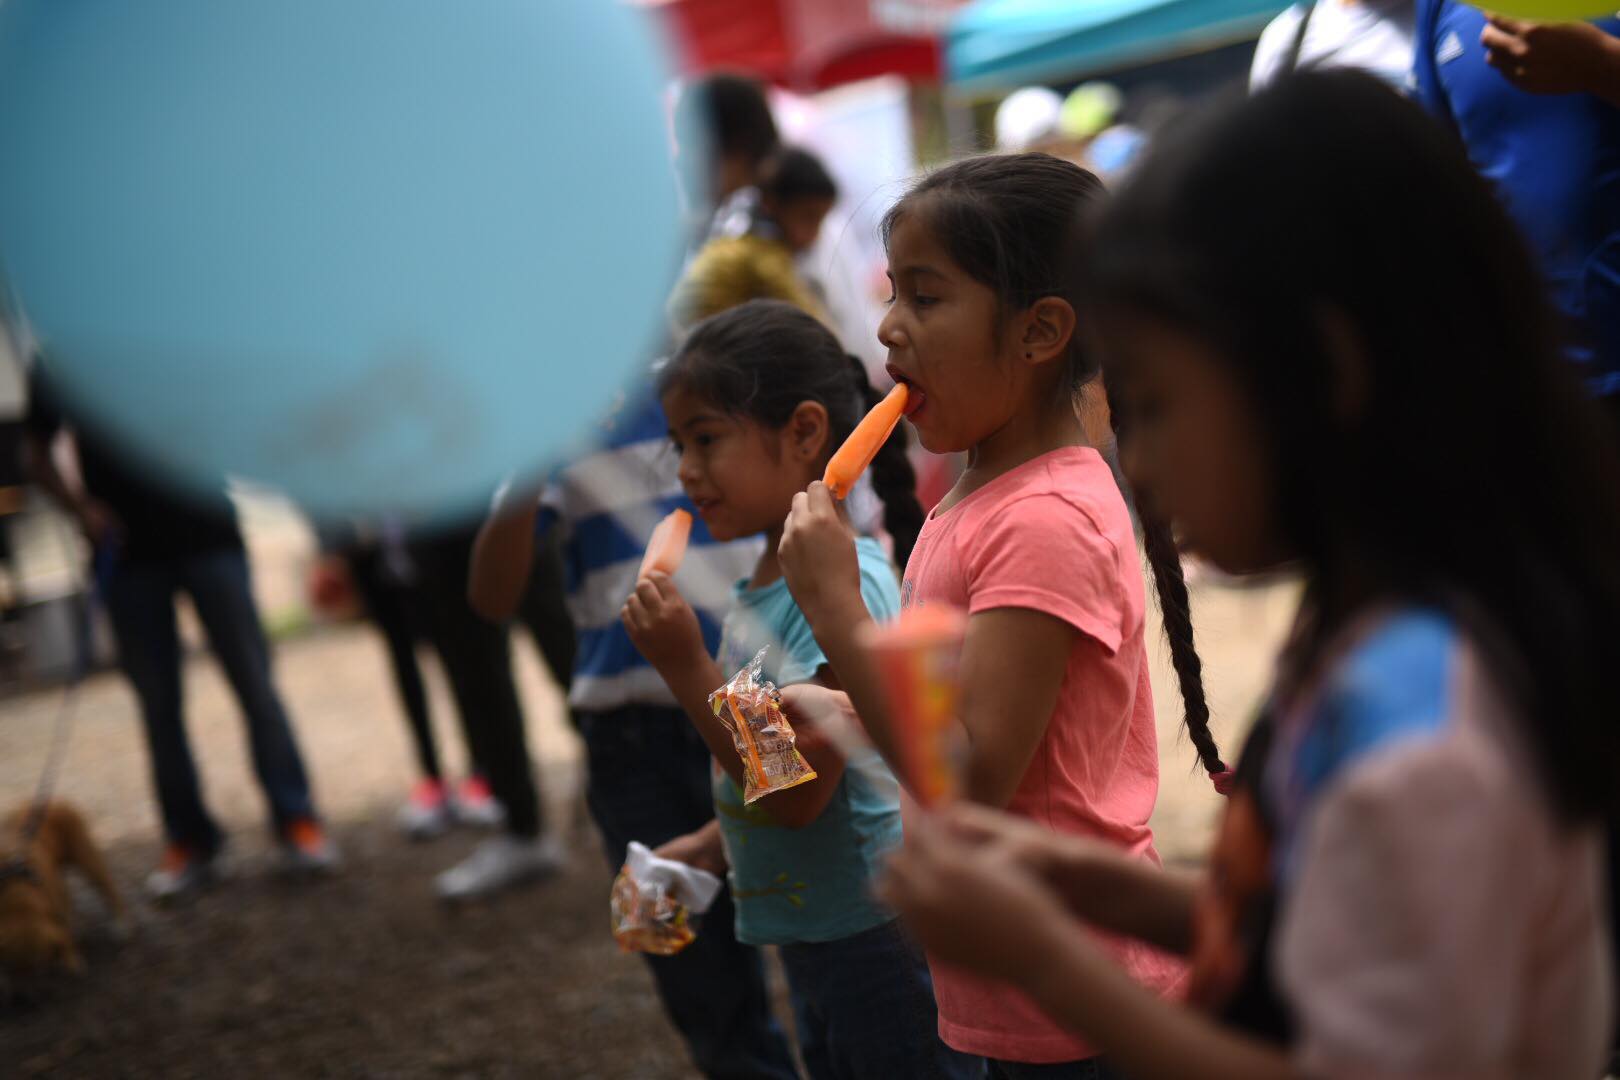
top-left (902, 446), bottom-right (1184, 1063)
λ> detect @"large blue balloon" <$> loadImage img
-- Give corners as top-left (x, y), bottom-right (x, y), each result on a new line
top-left (0, 1), bottom-right (683, 520)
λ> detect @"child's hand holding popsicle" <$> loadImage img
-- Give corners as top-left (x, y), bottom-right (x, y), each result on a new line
top-left (622, 571), bottom-right (707, 673)
top-left (782, 382), bottom-right (910, 625)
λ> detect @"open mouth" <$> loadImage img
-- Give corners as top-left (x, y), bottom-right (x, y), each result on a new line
top-left (886, 365), bottom-right (926, 417)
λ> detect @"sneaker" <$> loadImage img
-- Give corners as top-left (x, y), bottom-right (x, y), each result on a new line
top-left (434, 834), bottom-right (566, 902)
top-left (145, 845), bottom-right (221, 903)
top-left (452, 775), bottom-right (505, 829)
top-left (280, 818), bottom-right (341, 875)
top-left (398, 778), bottom-right (452, 840)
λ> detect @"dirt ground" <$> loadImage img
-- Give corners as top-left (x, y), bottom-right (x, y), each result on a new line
top-left (0, 548), bottom-right (1298, 1078)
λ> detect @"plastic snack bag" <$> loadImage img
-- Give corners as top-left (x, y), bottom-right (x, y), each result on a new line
top-left (610, 841), bottom-right (724, 956)
top-left (708, 647), bottom-right (818, 804)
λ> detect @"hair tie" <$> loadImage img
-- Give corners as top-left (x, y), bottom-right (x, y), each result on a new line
top-left (1210, 766), bottom-right (1236, 797)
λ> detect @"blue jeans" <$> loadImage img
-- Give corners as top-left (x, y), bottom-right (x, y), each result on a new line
top-left (779, 920), bottom-right (983, 1080)
top-left (987, 1058), bottom-right (1119, 1079)
top-left (577, 705), bottom-right (797, 1080)
top-left (103, 547), bottom-right (315, 856)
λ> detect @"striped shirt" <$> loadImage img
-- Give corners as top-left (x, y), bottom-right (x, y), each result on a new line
top-left (541, 383), bottom-right (761, 712)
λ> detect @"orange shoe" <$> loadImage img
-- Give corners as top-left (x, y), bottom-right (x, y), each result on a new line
top-left (280, 818), bottom-right (340, 875)
top-left (145, 844), bottom-right (222, 902)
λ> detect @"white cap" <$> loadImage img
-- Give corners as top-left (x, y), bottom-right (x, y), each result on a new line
top-left (994, 86), bottom-right (1063, 151)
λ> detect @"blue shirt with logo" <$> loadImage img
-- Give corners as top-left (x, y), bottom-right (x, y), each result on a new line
top-left (1413, 0), bottom-right (1620, 396)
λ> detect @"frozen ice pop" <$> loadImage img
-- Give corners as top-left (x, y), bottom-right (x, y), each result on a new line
top-left (824, 384), bottom-right (908, 499)
top-left (637, 508), bottom-right (693, 580)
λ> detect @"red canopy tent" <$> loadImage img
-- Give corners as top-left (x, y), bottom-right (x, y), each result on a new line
top-left (643, 0), bottom-right (964, 91)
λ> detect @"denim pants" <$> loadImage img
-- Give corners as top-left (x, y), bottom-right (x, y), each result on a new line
top-left (577, 704), bottom-right (798, 1080)
top-left (778, 919), bottom-right (984, 1080)
top-left (102, 547), bottom-right (315, 856)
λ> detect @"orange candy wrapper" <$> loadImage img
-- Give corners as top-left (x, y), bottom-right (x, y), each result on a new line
top-left (823, 384), bottom-right (908, 499)
top-left (638, 508), bottom-right (692, 580)
top-left (860, 606), bottom-right (968, 807)
top-left (708, 647), bottom-right (818, 804)
top-left (610, 841), bottom-right (723, 957)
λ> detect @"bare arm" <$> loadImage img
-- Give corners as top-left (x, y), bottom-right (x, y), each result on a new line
top-left (882, 815), bottom-right (1296, 1080)
top-left (938, 801), bottom-right (1200, 953)
top-left (780, 483), bottom-right (1073, 809)
top-left (468, 500), bottom-right (538, 622)
top-left (23, 430), bottom-right (119, 544)
top-left (1481, 16), bottom-right (1620, 107)
top-left (621, 573), bottom-right (844, 829)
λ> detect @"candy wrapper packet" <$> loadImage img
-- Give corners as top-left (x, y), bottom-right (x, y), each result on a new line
top-left (708, 647), bottom-right (817, 804)
top-left (611, 841), bottom-right (724, 956)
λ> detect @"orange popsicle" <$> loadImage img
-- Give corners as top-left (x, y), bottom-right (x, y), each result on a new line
top-left (824, 384), bottom-right (909, 499)
top-left (637, 508), bottom-right (693, 580)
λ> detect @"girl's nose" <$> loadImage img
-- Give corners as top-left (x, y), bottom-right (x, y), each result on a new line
top-left (877, 307), bottom-right (907, 351)
top-left (675, 449), bottom-right (701, 489)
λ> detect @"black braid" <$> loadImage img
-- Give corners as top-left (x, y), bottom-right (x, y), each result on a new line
top-left (849, 354), bottom-right (925, 568)
top-left (1141, 515), bottom-right (1225, 778)
top-left (1109, 405), bottom-right (1226, 785)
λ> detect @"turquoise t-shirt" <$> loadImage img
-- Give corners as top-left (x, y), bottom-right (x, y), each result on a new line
top-left (712, 536), bottom-right (904, 945)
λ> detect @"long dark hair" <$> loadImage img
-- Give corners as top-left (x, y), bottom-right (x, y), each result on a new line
top-left (662, 300), bottom-right (925, 566)
top-left (886, 152), bottom-right (1227, 784)
top-left (1087, 71), bottom-right (1620, 821)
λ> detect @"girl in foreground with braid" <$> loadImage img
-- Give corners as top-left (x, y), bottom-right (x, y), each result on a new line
top-left (778, 150), bottom-right (1225, 1078)
top-left (865, 73), bottom-right (1617, 1079)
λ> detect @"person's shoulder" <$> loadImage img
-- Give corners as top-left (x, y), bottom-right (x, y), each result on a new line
top-left (1250, 4), bottom-right (1306, 88)
top-left (996, 450), bottom-right (1127, 533)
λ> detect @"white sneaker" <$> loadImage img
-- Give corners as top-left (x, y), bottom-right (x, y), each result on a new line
top-left (145, 846), bottom-right (225, 903)
top-left (434, 834), bottom-right (566, 902)
top-left (397, 778), bottom-right (453, 840)
top-left (451, 776), bottom-right (505, 830)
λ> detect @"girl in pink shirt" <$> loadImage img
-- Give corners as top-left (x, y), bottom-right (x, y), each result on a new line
top-left (778, 152), bottom-right (1228, 1075)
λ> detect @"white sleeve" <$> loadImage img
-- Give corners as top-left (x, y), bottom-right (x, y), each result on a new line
top-left (1249, 8), bottom-right (1301, 92)
top-left (1274, 733), bottom-right (1610, 1079)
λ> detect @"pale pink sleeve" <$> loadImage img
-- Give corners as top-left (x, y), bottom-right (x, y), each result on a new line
top-left (1275, 728), bottom-right (1612, 1080)
top-left (963, 493), bottom-right (1128, 653)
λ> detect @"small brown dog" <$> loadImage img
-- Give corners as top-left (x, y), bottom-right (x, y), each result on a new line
top-left (0, 800), bottom-right (125, 978)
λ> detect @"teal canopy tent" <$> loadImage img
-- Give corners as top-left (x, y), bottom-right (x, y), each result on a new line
top-left (947, 0), bottom-right (1289, 93)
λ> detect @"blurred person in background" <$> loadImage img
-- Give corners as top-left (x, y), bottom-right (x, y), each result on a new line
top-left (1250, 0), bottom-right (1415, 91)
top-left (23, 368), bottom-right (337, 902)
top-left (409, 523), bottom-right (574, 902)
top-left (1414, 1), bottom-right (1620, 408)
top-left (309, 521), bottom-right (487, 840)
top-left (675, 72), bottom-right (781, 243)
top-left (670, 145), bottom-right (840, 328)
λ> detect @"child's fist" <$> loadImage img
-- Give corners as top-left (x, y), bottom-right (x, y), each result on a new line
top-left (621, 572), bottom-right (706, 672)
top-left (780, 482), bottom-right (863, 626)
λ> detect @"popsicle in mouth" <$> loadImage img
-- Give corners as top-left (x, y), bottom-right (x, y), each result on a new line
top-left (823, 383), bottom-right (909, 499)
top-left (637, 508), bottom-right (693, 580)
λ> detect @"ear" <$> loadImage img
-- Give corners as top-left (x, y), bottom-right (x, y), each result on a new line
top-left (1017, 296), bottom-right (1078, 369)
top-left (784, 400), bottom-right (831, 462)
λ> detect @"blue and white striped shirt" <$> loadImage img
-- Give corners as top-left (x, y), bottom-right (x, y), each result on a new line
top-left (541, 384), bottom-right (761, 712)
